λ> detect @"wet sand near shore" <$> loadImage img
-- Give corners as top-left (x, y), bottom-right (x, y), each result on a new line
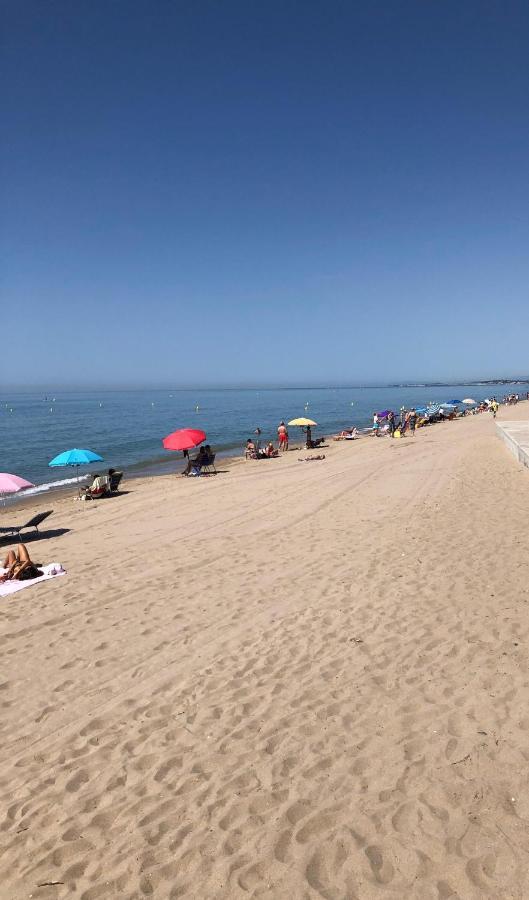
top-left (1, 405), bottom-right (529, 899)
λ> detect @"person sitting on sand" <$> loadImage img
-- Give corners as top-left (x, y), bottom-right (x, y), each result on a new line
top-left (1, 544), bottom-right (43, 582)
top-left (264, 441), bottom-right (278, 458)
top-left (245, 439), bottom-right (257, 459)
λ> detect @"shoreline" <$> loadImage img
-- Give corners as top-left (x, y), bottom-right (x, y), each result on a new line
top-left (1, 443), bottom-right (308, 515)
top-left (4, 401), bottom-right (526, 515)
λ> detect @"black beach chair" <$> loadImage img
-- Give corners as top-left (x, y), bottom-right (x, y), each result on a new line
top-left (109, 472), bottom-right (123, 492)
top-left (201, 453), bottom-right (217, 475)
top-left (0, 510), bottom-right (53, 539)
top-left (187, 453), bottom-right (217, 476)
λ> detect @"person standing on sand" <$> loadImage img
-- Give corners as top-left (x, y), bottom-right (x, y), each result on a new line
top-left (387, 410), bottom-right (395, 437)
top-left (408, 409), bottom-right (417, 435)
top-left (372, 413), bottom-right (380, 436)
top-left (277, 421), bottom-right (289, 451)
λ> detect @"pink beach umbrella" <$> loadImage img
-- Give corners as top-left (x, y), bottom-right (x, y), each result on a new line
top-left (0, 473), bottom-right (35, 505)
top-left (0, 473), bottom-right (35, 495)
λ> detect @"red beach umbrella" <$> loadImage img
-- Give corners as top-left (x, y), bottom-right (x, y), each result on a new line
top-left (162, 428), bottom-right (206, 451)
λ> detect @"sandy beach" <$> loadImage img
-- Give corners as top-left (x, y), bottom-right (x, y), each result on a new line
top-left (1, 405), bottom-right (529, 900)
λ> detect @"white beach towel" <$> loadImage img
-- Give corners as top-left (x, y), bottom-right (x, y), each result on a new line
top-left (0, 563), bottom-right (66, 598)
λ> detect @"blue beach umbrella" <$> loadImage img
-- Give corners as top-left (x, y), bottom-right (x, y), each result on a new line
top-left (49, 448), bottom-right (104, 492)
top-left (49, 449), bottom-right (103, 467)
top-left (446, 399), bottom-right (462, 405)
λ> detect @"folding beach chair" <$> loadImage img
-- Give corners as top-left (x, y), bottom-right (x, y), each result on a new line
top-left (0, 510), bottom-right (53, 539)
top-left (200, 453), bottom-right (217, 475)
top-left (109, 472), bottom-right (123, 492)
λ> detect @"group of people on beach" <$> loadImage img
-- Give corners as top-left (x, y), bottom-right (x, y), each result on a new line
top-left (245, 439), bottom-right (278, 459)
top-left (245, 420), bottom-right (327, 459)
top-left (373, 409), bottom-right (417, 438)
top-left (245, 421), bottom-right (288, 459)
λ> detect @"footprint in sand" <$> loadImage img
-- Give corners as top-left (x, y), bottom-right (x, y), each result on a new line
top-left (65, 769), bottom-right (89, 793)
top-left (365, 844), bottom-right (394, 884)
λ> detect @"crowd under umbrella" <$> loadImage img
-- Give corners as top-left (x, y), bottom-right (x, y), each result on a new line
top-left (288, 417), bottom-right (318, 447)
top-left (0, 473), bottom-right (35, 506)
top-left (48, 448), bottom-right (104, 495)
top-left (162, 428), bottom-right (206, 467)
top-left (425, 404), bottom-right (442, 416)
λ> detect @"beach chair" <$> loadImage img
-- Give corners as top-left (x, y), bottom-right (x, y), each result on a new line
top-left (189, 453), bottom-right (217, 476)
top-left (0, 510), bottom-right (53, 539)
top-left (109, 471), bottom-right (123, 492)
top-left (200, 453), bottom-right (217, 475)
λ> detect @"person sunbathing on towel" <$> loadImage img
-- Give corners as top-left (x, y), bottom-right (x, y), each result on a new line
top-left (1, 544), bottom-right (43, 582)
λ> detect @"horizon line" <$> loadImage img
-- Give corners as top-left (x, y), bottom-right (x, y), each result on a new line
top-left (3, 376), bottom-right (529, 394)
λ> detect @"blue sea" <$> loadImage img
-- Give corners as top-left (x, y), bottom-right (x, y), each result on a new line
top-left (0, 384), bottom-right (523, 498)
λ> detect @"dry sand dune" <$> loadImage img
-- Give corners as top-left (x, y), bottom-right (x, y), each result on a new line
top-left (1, 406), bottom-right (529, 899)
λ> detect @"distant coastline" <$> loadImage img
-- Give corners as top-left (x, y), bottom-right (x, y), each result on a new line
top-left (382, 379), bottom-right (529, 389)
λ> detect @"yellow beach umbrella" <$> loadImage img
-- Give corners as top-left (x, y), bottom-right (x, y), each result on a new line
top-left (288, 417), bottom-right (317, 427)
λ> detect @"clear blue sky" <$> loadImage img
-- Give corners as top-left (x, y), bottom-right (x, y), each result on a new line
top-left (3, 1), bottom-right (529, 387)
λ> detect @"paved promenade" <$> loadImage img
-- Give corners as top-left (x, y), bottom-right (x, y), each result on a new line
top-left (496, 419), bottom-right (529, 468)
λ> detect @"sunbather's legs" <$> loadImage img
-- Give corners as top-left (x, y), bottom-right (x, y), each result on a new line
top-left (3, 549), bottom-right (17, 568)
top-left (3, 544), bottom-right (31, 563)
top-left (17, 544), bottom-right (31, 563)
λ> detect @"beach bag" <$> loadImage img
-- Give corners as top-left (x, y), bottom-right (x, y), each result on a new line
top-left (394, 429), bottom-right (401, 439)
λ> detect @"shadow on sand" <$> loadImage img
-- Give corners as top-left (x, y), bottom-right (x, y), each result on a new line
top-left (0, 528), bottom-right (71, 548)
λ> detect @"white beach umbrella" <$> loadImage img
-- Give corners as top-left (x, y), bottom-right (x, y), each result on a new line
top-left (462, 398), bottom-right (476, 405)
